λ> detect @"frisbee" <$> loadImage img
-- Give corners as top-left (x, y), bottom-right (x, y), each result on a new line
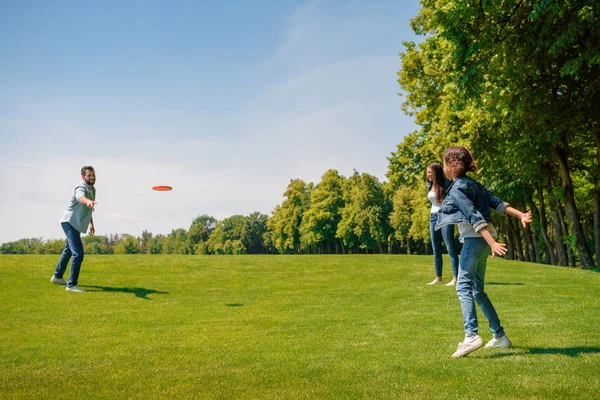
top-left (152, 185), bottom-right (173, 191)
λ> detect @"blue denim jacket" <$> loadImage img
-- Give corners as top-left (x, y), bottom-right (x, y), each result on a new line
top-left (434, 174), bottom-right (508, 232)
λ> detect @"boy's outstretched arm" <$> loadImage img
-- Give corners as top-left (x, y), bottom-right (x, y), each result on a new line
top-left (504, 207), bottom-right (532, 228)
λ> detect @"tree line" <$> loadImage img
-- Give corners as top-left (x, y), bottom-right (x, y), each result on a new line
top-left (390, 0), bottom-right (599, 268)
top-left (2, 1), bottom-right (599, 267)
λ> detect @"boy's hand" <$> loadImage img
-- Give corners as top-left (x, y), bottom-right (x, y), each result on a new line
top-left (490, 241), bottom-right (507, 258)
top-left (521, 210), bottom-right (532, 227)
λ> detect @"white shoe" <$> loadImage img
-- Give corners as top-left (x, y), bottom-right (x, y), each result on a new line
top-left (486, 334), bottom-right (512, 348)
top-left (427, 278), bottom-right (443, 285)
top-left (452, 335), bottom-right (484, 358)
top-left (51, 276), bottom-right (67, 285)
top-left (66, 286), bottom-right (85, 293)
top-left (445, 280), bottom-right (457, 286)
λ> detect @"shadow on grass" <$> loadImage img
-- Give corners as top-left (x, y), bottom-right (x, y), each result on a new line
top-left (487, 282), bottom-right (525, 286)
top-left (226, 303), bottom-right (244, 307)
top-left (82, 285), bottom-right (169, 300)
top-left (487, 346), bottom-right (600, 358)
top-left (528, 346), bottom-right (600, 357)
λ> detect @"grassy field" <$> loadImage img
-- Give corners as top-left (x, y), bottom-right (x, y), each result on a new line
top-left (1, 254), bottom-right (599, 399)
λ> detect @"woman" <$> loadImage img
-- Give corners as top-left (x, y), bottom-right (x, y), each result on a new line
top-left (426, 163), bottom-right (459, 286)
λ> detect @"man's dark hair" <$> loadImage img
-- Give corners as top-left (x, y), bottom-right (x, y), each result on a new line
top-left (81, 166), bottom-right (95, 176)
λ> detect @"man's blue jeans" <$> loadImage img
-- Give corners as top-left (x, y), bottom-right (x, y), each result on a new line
top-left (456, 237), bottom-right (505, 338)
top-left (54, 222), bottom-right (84, 288)
top-left (430, 214), bottom-right (459, 278)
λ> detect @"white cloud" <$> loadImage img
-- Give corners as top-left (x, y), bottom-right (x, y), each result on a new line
top-left (102, 213), bottom-right (142, 223)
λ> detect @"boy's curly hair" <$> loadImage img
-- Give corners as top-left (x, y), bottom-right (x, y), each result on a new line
top-left (443, 146), bottom-right (478, 175)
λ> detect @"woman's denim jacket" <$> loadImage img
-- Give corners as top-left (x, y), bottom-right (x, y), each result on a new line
top-left (434, 174), bottom-right (508, 233)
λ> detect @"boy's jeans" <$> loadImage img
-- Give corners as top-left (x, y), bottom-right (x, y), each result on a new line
top-left (456, 237), bottom-right (505, 338)
top-left (54, 222), bottom-right (84, 288)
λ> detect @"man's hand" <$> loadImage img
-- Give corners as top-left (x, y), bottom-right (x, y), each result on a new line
top-left (87, 200), bottom-right (96, 211)
top-left (89, 224), bottom-right (95, 236)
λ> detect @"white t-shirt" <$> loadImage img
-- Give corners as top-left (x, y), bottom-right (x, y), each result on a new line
top-left (458, 222), bottom-right (498, 241)
top-left (428, 190), bottom-right (441, 214)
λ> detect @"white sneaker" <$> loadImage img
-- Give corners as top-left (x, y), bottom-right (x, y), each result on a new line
top-left (445, 280), bottom-right (456, 286)
top-left (427, 278), bottom-right (443, 285)
top-left (51, 276), bottom-right (67, 285)
top-left (452, 335), bottom-right (484, 358)
top-left (66, 286), bottom-right (85, 293)
top-left (486, 334), bottom-right (512, 348)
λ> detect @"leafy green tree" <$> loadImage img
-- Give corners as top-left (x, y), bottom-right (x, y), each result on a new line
top-left (82, 236), bottom-right (112, 254)
top-left (337, 172), bottom-right (391, 254)
top-left (243, 212), bottom-right (269, 254)
top-left (40, 239), bottom-right (66, 254)
top-left (147, 234), bottom-right (165, 254)
top-left (266, 179), bottom-right (312, 254)
top-left (113, 234), bottom-right (141, 254)
top-left (396, 0), bottom-right (599, 267)
top-left (1, 241), bottom-right (25, 254)
top-left (300, 169), bottom-right (346, 254)
top-left (0, 238), bottom-right (43, 254)
top-left (140, 230), bottom-right (153, 254)
top-left (163, 229), bottom-right (188, 254)
top-left (187, 215), bottom-right (217, 253)
top-left (207, 215), bottom-right (244, 254)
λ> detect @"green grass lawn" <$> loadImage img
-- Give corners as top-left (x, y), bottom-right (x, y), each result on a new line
top-left (1, 254), bottom-right (599, 399)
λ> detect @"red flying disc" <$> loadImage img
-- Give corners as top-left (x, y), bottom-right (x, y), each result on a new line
top-left (152, 186), bottom-right (173, 191)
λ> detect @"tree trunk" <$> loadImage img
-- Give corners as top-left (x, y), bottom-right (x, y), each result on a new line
top-left (594, 130), bottom-right (600, 265)
top-left (554, 145), bottom-right (596, 267)
top-left (406, 238), bottom-right (411, 255)
top-left (525, 197), bottom-right (544, 263)
top-left (498, 217), bottom-right (514, 260)
top-left (557, 204), bottom-right (576, 267)
top-left (522, 223), bottom-right (536, 263)
top-left (534, 184), bottom-right (556, 265)
top-left (509, 217), bottom-right (525, 261)
top-left (594, 190), bottom-right (600, 266)
top-left (551, 202), bottom-right (568, 266)
top-left (530, 223), bottom-right (542, 264)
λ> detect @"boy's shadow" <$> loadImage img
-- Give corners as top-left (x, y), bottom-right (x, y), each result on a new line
top-left (527, 346), bottom-right (600, 357)
top-left (82, 285), bottom-right (169, 300)
top-left (489, 346), bottom-right (600, 358)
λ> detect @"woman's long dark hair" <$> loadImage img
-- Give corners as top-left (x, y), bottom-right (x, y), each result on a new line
top-left (427, 163), bottom-right (446, 204)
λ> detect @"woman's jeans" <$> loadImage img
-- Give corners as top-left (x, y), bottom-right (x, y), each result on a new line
top-left (54, 222), bottom-right (84, 288)
top-left (429, 213), bottom-right (459, 278)
top-left (456, 237), bottom-right (505, 338)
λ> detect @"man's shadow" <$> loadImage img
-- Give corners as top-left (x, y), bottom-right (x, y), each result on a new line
top-left (82, 285), bottom-right (169, 300)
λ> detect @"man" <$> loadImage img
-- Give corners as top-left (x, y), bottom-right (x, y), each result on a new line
top-left (51, 166), bottom-right (97, 292)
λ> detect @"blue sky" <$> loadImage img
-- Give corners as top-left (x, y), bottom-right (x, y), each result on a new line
top-left (0, 0), bottom-right (422, 243)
